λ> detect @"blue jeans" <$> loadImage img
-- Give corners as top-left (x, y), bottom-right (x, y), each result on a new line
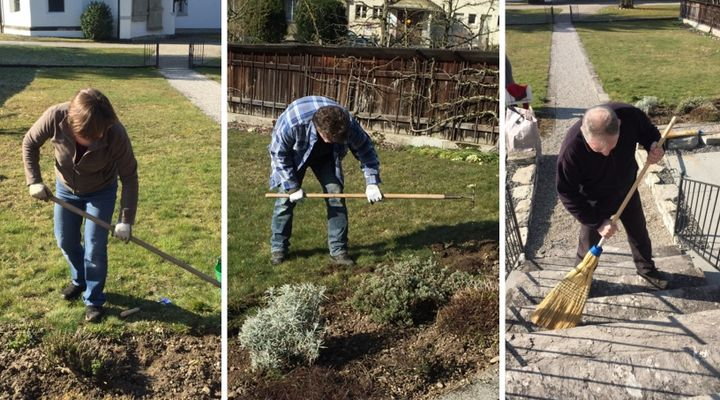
top-left (54, 180), bottom-right (117, 307)
top-left (270, 158), bottom-right (348, 257)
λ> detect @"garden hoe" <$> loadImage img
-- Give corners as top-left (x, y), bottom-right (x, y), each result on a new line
top-left (265, 190), bottom-right (477, 207)
top-left (49, 195), bottom-right (220, 288)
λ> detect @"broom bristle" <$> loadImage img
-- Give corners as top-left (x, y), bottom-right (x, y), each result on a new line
top-left (530, 252), bottom-right (600, 330)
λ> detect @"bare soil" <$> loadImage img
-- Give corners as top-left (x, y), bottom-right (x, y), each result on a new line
top-left (0, 327), bottom-right (220, 399)
top-left (228, 241), bottom-right (499, 400)
top-left (648, 99), bottom-right (720, 125)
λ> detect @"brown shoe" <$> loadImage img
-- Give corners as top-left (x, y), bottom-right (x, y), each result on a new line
top-left (330, 253), bottom-right (355, 266)
top-left (85, 306), bottom-right (104, 323)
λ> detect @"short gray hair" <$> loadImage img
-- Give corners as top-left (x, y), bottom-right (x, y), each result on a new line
top-left (581, 105), bottom-right (619, 138)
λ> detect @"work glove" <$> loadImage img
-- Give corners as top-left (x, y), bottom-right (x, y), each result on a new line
top-left (288, 188), bottom-right (306, 203)
top-left (114, 223), bottom-right (132, 242)
top-left (365, 184), bottom-right (383, 204)
top-left (647, 141), bottom-right (664, 164)
top-left (28, 183), bottom-right (51, 201)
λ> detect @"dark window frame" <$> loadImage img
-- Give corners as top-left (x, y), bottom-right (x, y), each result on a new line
top-left (49, 0), bottom-right (65, 13)
top-left (13, 0), bottom-right (21, 12)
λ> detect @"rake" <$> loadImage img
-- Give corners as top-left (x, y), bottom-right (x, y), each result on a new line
top-left (530, 116), bottom-right (677, 330)
top-left (49, 195), bottom-right (220, 288)
top-left (265, 192), bottom-right (476, 206)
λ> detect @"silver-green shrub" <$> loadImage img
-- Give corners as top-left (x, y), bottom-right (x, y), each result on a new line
top-left (239, 283), bottom-right (326, 371)
top-left (675, 96), bottom-right (706, 114)
top-left (350, 257), bottom-right (472, 327)
top-left (634, 96), bottom-right (659, 114)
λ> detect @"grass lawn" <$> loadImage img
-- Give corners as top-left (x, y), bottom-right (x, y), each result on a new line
top-left (194, 66), bottom-right (222, 82)
top-left (576, 20), bottom-right (720, 106)
top-left (507, 13), bottom-right (553, 109)
top-left (0, 66), bottom-right (220, 336)
top-left (0, 44), bottom-right (146, 66)
top-left (507, 7), bottom-right (560, 25)
top-left (227, 131), bottom-right (498, 328)
top-left (0, 33), bottom-right (93, 42)
top-left (588, 4), bottom-right (679, 20)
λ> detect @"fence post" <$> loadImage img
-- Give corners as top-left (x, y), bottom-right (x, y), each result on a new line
top-left (155, 42), bottom-right (160, 68)
top-left (674, 172), bottom-right (684, 237)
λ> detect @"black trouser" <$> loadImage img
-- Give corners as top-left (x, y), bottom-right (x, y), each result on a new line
top-left (576, 191), bottom-right (656, 274)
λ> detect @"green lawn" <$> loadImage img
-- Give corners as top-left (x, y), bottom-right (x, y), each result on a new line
top-left (576, 20), bottom-right (720, 105)
top-left (0, 33), bottom-right (93, 42)
top-left (0, 44), bottom-right (146, 66)
top-left (194, 66), bottom-right (222, 82)
top-left (227, 132), bottom-right (498, 328)
top-left (589, 4), bottom-right (679, 20)
top-left (507, 14), bottom-right (553, 109)
top-left (507, 7), bottom-right (560, 25)
top-left (0, 67), bottom-right (220, 335)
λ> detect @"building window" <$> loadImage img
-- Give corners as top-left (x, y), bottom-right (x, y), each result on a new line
top-left (173, 0), bottom-right (188, 16)
top-left (285, 0), bottom-right (295, 22)
top-left (372, 6), bottom-right (380, 19)
top-left (355, 4), bottom-right (367, 19)
top-left (468, 13), bottom-right (476, 25)
top-left (49, 0), bottom-right (64, 12)
top-left (454, 13), bottom-right (464, 23)
top-left (12, 0), bottom-right (20, 12)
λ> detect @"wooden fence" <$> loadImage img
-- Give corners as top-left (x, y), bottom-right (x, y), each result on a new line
top-left (682, 0), bottom-right (720, 29)
top-left (228, 44), bottom-right (499, 146)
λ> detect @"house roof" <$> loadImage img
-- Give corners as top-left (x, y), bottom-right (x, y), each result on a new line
top-left (388, 0), bottom-right (443, 12)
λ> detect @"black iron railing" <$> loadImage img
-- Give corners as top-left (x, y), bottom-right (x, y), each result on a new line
top-left (506, 187), bottom-right (524, 276)
top-left (675, 174), bottom-right (720, 269)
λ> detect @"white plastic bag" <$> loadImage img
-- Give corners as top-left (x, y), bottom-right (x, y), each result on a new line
top-left (506, 105), bottom-right (541, 156)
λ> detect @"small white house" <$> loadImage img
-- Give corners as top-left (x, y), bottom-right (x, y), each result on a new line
top-left (0, 0), bottom-right (220, 40)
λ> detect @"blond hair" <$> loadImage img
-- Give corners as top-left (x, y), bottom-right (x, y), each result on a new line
top-left (68, 88), bottom-right (118, 140)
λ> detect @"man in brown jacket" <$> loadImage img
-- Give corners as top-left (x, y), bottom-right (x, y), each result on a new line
top-left (22, 88), bottom-right (138, 322)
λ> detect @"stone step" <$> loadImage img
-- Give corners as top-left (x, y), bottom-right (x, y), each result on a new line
top-left (507, 343), bottom-right (720, 399)
top-left (508, 284), bottom-right (720, 334)
top-left (506, 309), bottom-right (720, 399)
top-left (506, 254), bottom-right (704, 310)
top-left (688, 395), bottom-right (720, 400)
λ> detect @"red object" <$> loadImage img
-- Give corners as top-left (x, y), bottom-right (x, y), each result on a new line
top-left (507, 83), bottom-right (530, 109)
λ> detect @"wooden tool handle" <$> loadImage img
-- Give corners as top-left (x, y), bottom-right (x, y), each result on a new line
top-left (49, 195), bottom-right (220, 288)
top-left (265, 193), bottom-right (459, 200)
top-left (610, 116), bottom-right (677, 225)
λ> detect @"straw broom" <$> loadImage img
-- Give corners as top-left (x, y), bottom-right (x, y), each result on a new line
top-left (530, 116), bottom-right (678, 330)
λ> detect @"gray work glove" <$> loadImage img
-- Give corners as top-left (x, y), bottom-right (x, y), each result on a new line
top-left (114, 223), bottom-right (132, 242)
top-left (29, 183), bottom-right (51, 201)
top-left (288, 188), bottom-right (306, 203)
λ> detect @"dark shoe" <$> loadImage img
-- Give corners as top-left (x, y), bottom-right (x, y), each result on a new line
top-left (85, 306), bottom-right (104, 323)
top-left (638, 269), bottom-right (669, 290)
top-left (61, 283), bottom-right (84, 301)
top-left (271, 252), bottom-right (286, 265)
top-left (330, 253), bottom-right (355, 266)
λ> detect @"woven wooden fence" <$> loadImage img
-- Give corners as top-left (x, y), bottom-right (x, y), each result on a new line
top-left (682, 0), bottom-right (720, 29)
top-left (228, 44), bottom-right (499, 146)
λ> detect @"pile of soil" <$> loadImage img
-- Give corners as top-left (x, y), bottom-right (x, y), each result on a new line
top-left (229, 241), bottom-right (499, 400)
top-left (648, 99), bottom-right (720, 125)
top-left (0, 327), bottom-right (220, 399)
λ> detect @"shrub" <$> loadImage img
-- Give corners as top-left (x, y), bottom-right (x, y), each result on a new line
top-left (634, 96), bottom-right (659, 114)
top-left (295, 0), bottom-right (348, 44)
top-left (350, 257), bottom-right (473, 327)
top-left (436, 285), bottom-right (499, 342)
top-left (80, 1), bottom-right (114, 41)
top-left (230, 0), bottom-right (287, 43)
top-left (675, 96), bottom-right (706, 115)
top-left (239, 283), bottom-right (326, 371)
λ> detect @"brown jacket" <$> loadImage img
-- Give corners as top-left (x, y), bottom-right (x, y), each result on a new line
top-left (22, 103), bottom-right (139, 224)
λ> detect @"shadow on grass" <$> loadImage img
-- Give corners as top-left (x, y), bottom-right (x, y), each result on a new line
top-left (292, 220), bottom-right (499, 260)
top-left (106, 293), bottom-right (220, 335)
top-left (573, 19), bottom-right (684, 33)
top-left (0, 68), bottom-right (36, 109)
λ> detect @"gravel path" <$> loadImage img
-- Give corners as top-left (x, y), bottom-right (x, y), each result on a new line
top-left (159, 67), bottom-right (221, 124)
top-left (525, 13), bottom-right (674, 259)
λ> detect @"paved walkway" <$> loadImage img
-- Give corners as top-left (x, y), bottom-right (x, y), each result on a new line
top-left (158, 67), bottom-right (220, 124)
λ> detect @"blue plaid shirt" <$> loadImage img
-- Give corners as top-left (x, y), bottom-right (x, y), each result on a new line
top-left (269, 96), bottom-right (381, 191)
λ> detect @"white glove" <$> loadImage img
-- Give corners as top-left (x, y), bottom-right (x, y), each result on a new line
top-left (114, 223), bottom-right (132, 242)
top-left (288, 188), bottom-right (305, 203)
top-left (29, 183), bottom-right (51, 201)
top-left (365, 184), bottom-right (383, 204)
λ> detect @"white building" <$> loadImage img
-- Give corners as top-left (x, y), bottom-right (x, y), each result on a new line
top-left (0, 0), bottom-right (220, 40)
top-left (347, 0), bottom-right (498, 49)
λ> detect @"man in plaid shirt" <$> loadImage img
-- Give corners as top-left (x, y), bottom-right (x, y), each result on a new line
top-left (269, 96), bottom-right (383, 266)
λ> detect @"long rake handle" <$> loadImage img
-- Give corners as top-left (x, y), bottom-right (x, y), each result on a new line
top-left (265, 193), bottom-right (464, 200)
top-left (599, 116), bottom-right (678, 247)
top-left (49, 195), bottom-right (220, 288)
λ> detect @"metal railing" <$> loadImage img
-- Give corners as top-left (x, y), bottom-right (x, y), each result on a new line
top-left (506, 187), bottom-right (525, 276)
top-left (675, 174), bottom-right (720, 269)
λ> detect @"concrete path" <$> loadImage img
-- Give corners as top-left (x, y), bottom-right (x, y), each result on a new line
top-left (159, 66), bottom-right (221, 124)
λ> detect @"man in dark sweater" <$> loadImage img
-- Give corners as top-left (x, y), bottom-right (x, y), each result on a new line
top-left (557, 104), bottom-right (668, 289)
